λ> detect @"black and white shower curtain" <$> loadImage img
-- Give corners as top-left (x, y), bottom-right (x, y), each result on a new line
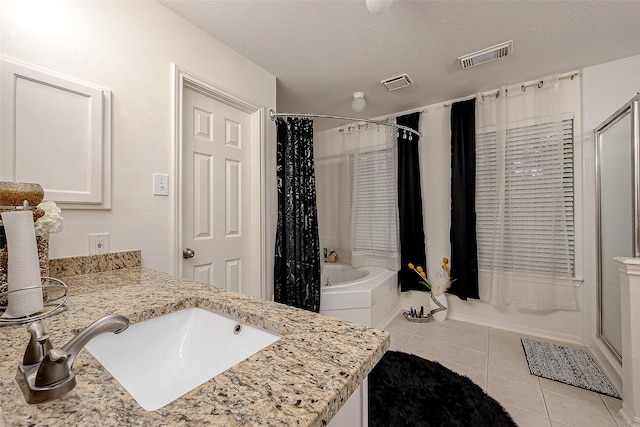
top-left (274, 117), bottom-right (321, 313)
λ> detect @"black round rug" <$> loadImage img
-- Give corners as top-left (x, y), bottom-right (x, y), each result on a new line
top-left (368, 351), bottom-right (517, 427)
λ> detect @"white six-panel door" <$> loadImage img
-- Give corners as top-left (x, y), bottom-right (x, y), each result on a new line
top-left (182, 86), bottom-right (252, 293)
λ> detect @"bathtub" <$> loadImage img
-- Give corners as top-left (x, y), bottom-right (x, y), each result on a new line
top-left (319, 263), bottom-right (399, 329)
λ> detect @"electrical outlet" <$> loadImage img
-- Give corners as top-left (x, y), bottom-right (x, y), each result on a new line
top-left (153, 173), bottom-right (169, 196)
top-left (89, 233), bottom-right (110, 255)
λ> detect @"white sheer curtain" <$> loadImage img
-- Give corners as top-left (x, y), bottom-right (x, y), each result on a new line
top-left (476, 75), bottom-right (579, 310)
top-left (341, 123), bottom-right (400, 270)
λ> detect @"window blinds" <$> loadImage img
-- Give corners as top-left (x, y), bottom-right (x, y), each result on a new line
top-left (349, 148), bottom-right (399, 252)
top-left (476, 114), bottom-right (575, 277)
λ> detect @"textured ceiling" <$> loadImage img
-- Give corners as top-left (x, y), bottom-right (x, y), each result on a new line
top-left (160, 0), bottom-right (640, 131)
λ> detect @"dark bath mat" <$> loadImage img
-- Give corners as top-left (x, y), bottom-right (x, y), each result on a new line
top-left (521, 338), bottom-right (620, 399)
top-left (368, 350), bottom-right (516, 427)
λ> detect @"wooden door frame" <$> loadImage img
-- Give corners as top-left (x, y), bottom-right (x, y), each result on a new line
top-left (172, 64), bottom-right (267, 299)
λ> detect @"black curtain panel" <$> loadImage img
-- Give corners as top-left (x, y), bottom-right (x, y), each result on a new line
top-left (397, 112), bottom-right (428, 292)
top-left (449, 99), bottom-right (479, 300)
top-left (274, 117), bottom-right (321, 312)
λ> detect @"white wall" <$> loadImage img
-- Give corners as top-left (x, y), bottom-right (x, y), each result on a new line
top-left (576, 53), bottom-right (640, 390)
top-left (581, 54), bottom-right (640, 346)
top-left (0, 0), bottom-right (277, 275)
top-left (315, 128), bottom-right (348, 263)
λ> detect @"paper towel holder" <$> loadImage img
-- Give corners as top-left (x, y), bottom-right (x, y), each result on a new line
top-left (0, 277), bottom-right (68, 325)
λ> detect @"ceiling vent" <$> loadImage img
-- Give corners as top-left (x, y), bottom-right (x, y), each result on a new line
top-left (381, 73), bottom-right (414, 91)
top-left (458, 40), bottom-right (513, 69)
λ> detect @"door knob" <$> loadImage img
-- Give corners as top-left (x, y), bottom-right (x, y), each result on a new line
top-left (183, 248), bottom-right (195, 259)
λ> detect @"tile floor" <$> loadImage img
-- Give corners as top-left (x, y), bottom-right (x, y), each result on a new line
top-left (382, 313), bottom-right (624, 427)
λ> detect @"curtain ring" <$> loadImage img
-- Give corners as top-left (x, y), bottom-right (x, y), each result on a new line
top-left (495, 92), bottom-right (499, 99)
top-left (482, 94), bottom-right (485, 102)
top-left (538, 80), bottom-right (543, 88)
top-left (521, 85), bottom-right (526, 92)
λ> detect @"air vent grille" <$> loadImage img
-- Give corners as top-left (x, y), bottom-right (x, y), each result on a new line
top-left (458, 40), bottom-right (513, 69)
top-left (381, 73), bottom-right (414, 91)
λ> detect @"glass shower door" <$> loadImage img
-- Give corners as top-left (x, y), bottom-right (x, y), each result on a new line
top-left (596, 94), bottom-right (640, 360)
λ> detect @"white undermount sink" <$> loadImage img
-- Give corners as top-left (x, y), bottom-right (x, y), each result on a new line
top-left (86, 307), bottom-right (281, 411)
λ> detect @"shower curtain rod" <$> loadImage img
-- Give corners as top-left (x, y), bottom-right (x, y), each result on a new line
top-left (269, 109), bottom-right (422, 138)
top-left (442, 70), bottom-right (581, 108)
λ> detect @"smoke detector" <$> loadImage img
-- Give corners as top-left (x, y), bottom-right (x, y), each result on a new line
top-left (381, 73), bottom-right (413, 91)
top-left (458, 40), bottom-right (513, 69)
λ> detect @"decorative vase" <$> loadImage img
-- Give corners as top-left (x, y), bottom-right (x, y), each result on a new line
top-left (0, 225), bottom-right (6, 306)
top-left (429, 293), bottom-right (448, 321)
top-left (36, 233), bottom-right (50, 301)
top-left (36, 233), bottom-right (49, 277)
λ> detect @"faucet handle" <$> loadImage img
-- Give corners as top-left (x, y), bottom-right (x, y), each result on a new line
top-left (23, 322), bottom-right (54, 365)
top-left (35, 348), bottom-right (70, 387)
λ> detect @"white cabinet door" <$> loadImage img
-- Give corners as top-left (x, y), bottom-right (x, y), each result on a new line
top-left (0, 58), bottom-right (111, 208)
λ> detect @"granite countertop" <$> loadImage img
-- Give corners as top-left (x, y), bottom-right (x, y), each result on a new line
top-left (0, 268), bottom-right (389, 426)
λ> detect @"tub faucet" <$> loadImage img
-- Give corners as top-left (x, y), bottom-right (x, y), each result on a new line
top-left (16, 314), bottom-right (129, 404)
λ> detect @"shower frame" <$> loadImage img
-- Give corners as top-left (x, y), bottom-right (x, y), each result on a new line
top-left (595, 93), bottom-right (640, 363)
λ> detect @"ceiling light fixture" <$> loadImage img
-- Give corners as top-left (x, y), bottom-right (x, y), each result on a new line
top-left (365, 0), bottom-right (393, 14)
top-left (351, 92), bottom-right (366, 112)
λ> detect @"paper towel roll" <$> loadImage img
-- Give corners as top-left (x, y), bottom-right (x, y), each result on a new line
top-left (1, 210), bottom-right (43, 318)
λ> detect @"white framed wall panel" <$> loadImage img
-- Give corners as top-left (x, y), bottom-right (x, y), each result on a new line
top-left (0, 57), bottom-right (111, 208)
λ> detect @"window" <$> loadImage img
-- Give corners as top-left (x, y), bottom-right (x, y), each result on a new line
top-left (349, 148), bottom-right (399, 253)
top-left (476, 114), bottom-right (575, 277)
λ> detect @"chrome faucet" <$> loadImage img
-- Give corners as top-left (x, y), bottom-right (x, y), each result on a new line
top-left (59, 314), bottom-right (129, 370)
top-left (16, 314), bottom-right (129, 404)
top-left (22, 322), bottom-right (53, 365)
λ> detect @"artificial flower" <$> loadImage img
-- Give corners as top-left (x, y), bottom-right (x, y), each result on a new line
top-left (34, 201), bottom-right (64, 237)
top-left (407, 262), bottom-right (430, 291)
top-left (407, 257), bottom-right (456, 296)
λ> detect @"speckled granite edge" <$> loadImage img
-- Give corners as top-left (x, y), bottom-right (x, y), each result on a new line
top-left (48, 250), bottom-right (141, 278)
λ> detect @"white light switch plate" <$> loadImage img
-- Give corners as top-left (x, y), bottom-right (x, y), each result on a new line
top-left (153, 173), bottom-right (169, 196)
